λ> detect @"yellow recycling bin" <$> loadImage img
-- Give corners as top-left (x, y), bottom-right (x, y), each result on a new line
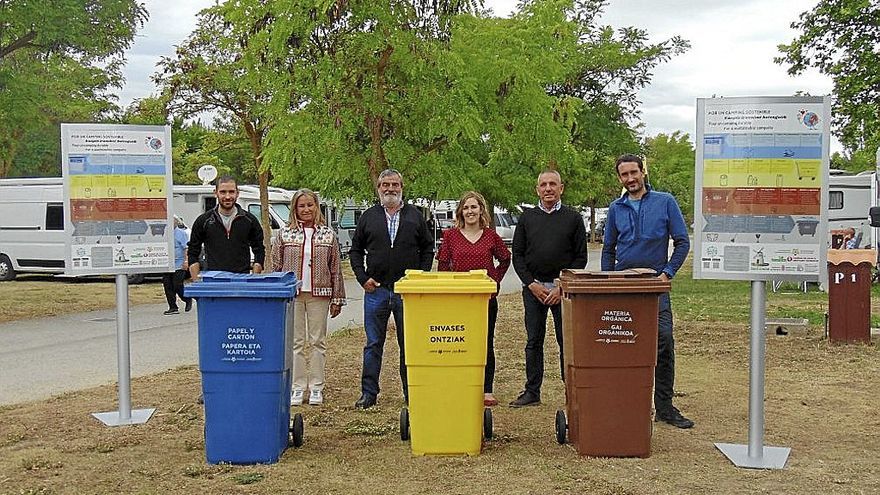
top-left (395, 269), bottom-right (498, 456)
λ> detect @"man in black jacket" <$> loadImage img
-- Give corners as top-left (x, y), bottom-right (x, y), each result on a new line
top-left (187, 176), bottom-right (265, 278)
top-left (510, 169), bottom-right (588, 407)
top-left (349, 169), bottom-right (434, 409)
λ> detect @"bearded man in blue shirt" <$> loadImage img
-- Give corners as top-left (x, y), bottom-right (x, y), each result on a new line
top-left (601, 154), bottom-right (694, 429)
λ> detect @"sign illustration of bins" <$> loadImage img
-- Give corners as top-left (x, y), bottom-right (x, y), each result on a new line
top-left (556, 268), bottom-right (670, 458)
top-left (185, 271), bottom-right (299, 464)
top-left (395, 270), bottom-right (497, 456)
top-left (827, 249), bottom-right (876, 344)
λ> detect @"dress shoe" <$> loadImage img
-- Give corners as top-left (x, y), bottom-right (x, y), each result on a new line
top-left (184, 299), bottom-right (193, 312)
top-left (509, 390), bottom-right (540, 407)
top-left (354, 394), bottom-right (376, 409)
top-left (655, 406), bottom-right (694, 429)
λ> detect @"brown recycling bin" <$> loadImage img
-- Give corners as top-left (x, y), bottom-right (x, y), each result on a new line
top-left (827, 249), bottom-right (876, 344)
top-left (556, 268), bottom-right (670, 458)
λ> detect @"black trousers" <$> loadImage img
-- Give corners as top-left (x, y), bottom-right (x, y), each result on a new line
top-left (654, 293), bottom-right (676, 412)
top-left (162, 269), bottom-right (191, 310)
top-left (485, 297), bottom-right (499, 393)
top-left (522, 287), bottom-right (563, 397)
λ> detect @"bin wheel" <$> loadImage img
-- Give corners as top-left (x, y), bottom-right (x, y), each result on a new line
top-left (483, 407), bottom-right (493, 440)
top-left (555, 409), bottom-right (567, 444)
top-left (290, 413), bottom-right (304, 448)
top-left (400, 407), bottom-right (410, 441)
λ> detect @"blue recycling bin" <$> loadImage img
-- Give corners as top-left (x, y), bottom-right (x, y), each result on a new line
top-left (185, 271), bottom-right (299, 464)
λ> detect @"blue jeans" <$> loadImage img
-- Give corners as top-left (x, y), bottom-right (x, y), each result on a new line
top-left (522, 287), bottom-right (564, 397)
top-left (361, 287), bottom-right (407, 400)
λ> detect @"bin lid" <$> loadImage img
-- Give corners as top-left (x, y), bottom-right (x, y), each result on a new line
top-left (827, 248), bottom-right (877, 266)
top-left (559, 268), bottom-right (671, 294)
top-left (394, 270), bottom-right (497, 294)
top-left (186, 271), bottom-right (299, 298)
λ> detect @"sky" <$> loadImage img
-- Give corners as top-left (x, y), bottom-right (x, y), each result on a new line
top-left (119, 0), bottom-right (834, 148)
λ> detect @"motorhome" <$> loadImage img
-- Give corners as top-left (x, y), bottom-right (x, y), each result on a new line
top-left (0, 178), bottom-right (301, 281)
top-left (493, 207), bottom-right (517, 246)
top-left (827, 170), bottom-right (879, 249)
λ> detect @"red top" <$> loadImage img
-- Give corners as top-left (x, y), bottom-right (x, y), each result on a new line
top-left (436, 227), bottom-right (511, 296)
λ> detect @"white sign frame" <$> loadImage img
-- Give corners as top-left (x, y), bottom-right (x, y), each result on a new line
top-left (61, 124), bottom-right (174, 277)
top-left (693, 96), bottom-right (831, 283)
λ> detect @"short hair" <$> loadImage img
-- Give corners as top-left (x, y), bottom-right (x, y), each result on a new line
top-left (537, 169), bottom-right (562, 184)
top-left (615, 154), bottom-right (644, 174)
top-left (215, 175), bottom-right (238, 190)
top-left (289, 188), bottom-right (326, 227)
top-left (376, 168), bottom-right (403, 187)
top-left (454, 191), bottom-right (492, 229)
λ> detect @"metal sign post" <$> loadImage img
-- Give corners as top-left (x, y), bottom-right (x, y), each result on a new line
top-left (92, 275), bottom-right (155, 426)
top-left (61, 123), bottom-right (173, 427)
top-left (714, 281), bottom-right (790, 468)
top-left (694, 96), bottom-right (832, 469)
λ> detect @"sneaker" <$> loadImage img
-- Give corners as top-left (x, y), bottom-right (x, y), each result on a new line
top-left (291, 389), bottom-right (304, 406)
top-left (309, 389), bottom-right (323, 405)
top-left (184, 299), bottom-right (193, 312)
top-left (483, 393), bottom-right (499, 407)
top-left (655, 406), bottom-right (695, 429)
top-left (509, 390), bottom-right (540, 408)
top-left (163, 308), bottom-right (179, 315)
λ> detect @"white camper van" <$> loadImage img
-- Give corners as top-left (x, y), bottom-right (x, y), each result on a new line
top-left (493, 207), bottom-right (517, 245)
top-left (827, 170), bottom-right (879, 249)
top-left (0, 178), bottom-right (66, 281)
top-left (0, 178), bottom-right (298, 281)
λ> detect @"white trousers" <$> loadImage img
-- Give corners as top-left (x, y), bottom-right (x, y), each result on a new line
top-left (291, 292), bottom-right (331, 392)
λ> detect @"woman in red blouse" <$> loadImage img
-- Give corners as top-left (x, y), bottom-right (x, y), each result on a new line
top-left (436, 191), bottom-right (511, 406)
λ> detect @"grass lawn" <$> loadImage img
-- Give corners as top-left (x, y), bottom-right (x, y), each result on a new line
top-left (0, 260), bottom-right (878, 494)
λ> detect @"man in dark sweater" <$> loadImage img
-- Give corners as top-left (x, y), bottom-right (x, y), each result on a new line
top-left (187, 176), bottom-right (265, 278)
top-left (349, 169), bottom-right (434, 409)
top-left (510, 170), bottom-right (588, 407)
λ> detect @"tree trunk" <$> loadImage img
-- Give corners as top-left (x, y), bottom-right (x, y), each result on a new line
top-left (367, 44), bottom-right (394, 185)
top-left (243, 120), bottom-right (272, 263)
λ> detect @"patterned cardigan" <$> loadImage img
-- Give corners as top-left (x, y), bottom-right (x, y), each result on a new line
top-left (270, 224), bottom-right (346, 306)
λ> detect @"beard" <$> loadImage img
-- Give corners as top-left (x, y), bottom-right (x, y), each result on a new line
top-left (626, 181), bottom-right (644, 193)
top-left (380, 191), bottom-right (401, 208)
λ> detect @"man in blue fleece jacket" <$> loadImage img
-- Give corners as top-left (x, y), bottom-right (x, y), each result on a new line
top-left (601, 154), bottom-right (693, 429)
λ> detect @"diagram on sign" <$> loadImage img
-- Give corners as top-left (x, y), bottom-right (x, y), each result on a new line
top-left (701, 133), bottom-right (821, 242)
top-left (66, 149), bottom-right (171, 269)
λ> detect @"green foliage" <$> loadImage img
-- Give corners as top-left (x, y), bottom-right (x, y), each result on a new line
top-left (830, 149), bottom-right (877, 174)
top-left (777, 0), bottom-right (880, 159)
top-left (154, 5), bottom-right (270, 185)
top-left (644, 131), bottom-right (695, 224)
top-left (0, 0), bottom-right (148, 177)
top-left (220, 0), bottom-right (686, 211)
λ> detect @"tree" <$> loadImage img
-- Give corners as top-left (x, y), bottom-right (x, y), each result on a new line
top-left (155, 5), bottom-right (276, 253)
top-left (227, 0), bottom-right (685, 217)
top-left (223, 0), bottom-right (489, 204)
top-left (776, 0), bottom-right (880, 165)
top-left (118, 97), bottom-right (251, 186)
top-left (0, 0), bottom-right (148, 177)
top-left (550, 0), bottom-right (688, 218)
top-left (644, 131), bottom-right (695, 224)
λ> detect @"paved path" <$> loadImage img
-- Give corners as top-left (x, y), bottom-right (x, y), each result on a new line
top-left (0, 247), bottom-right (601, 405)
